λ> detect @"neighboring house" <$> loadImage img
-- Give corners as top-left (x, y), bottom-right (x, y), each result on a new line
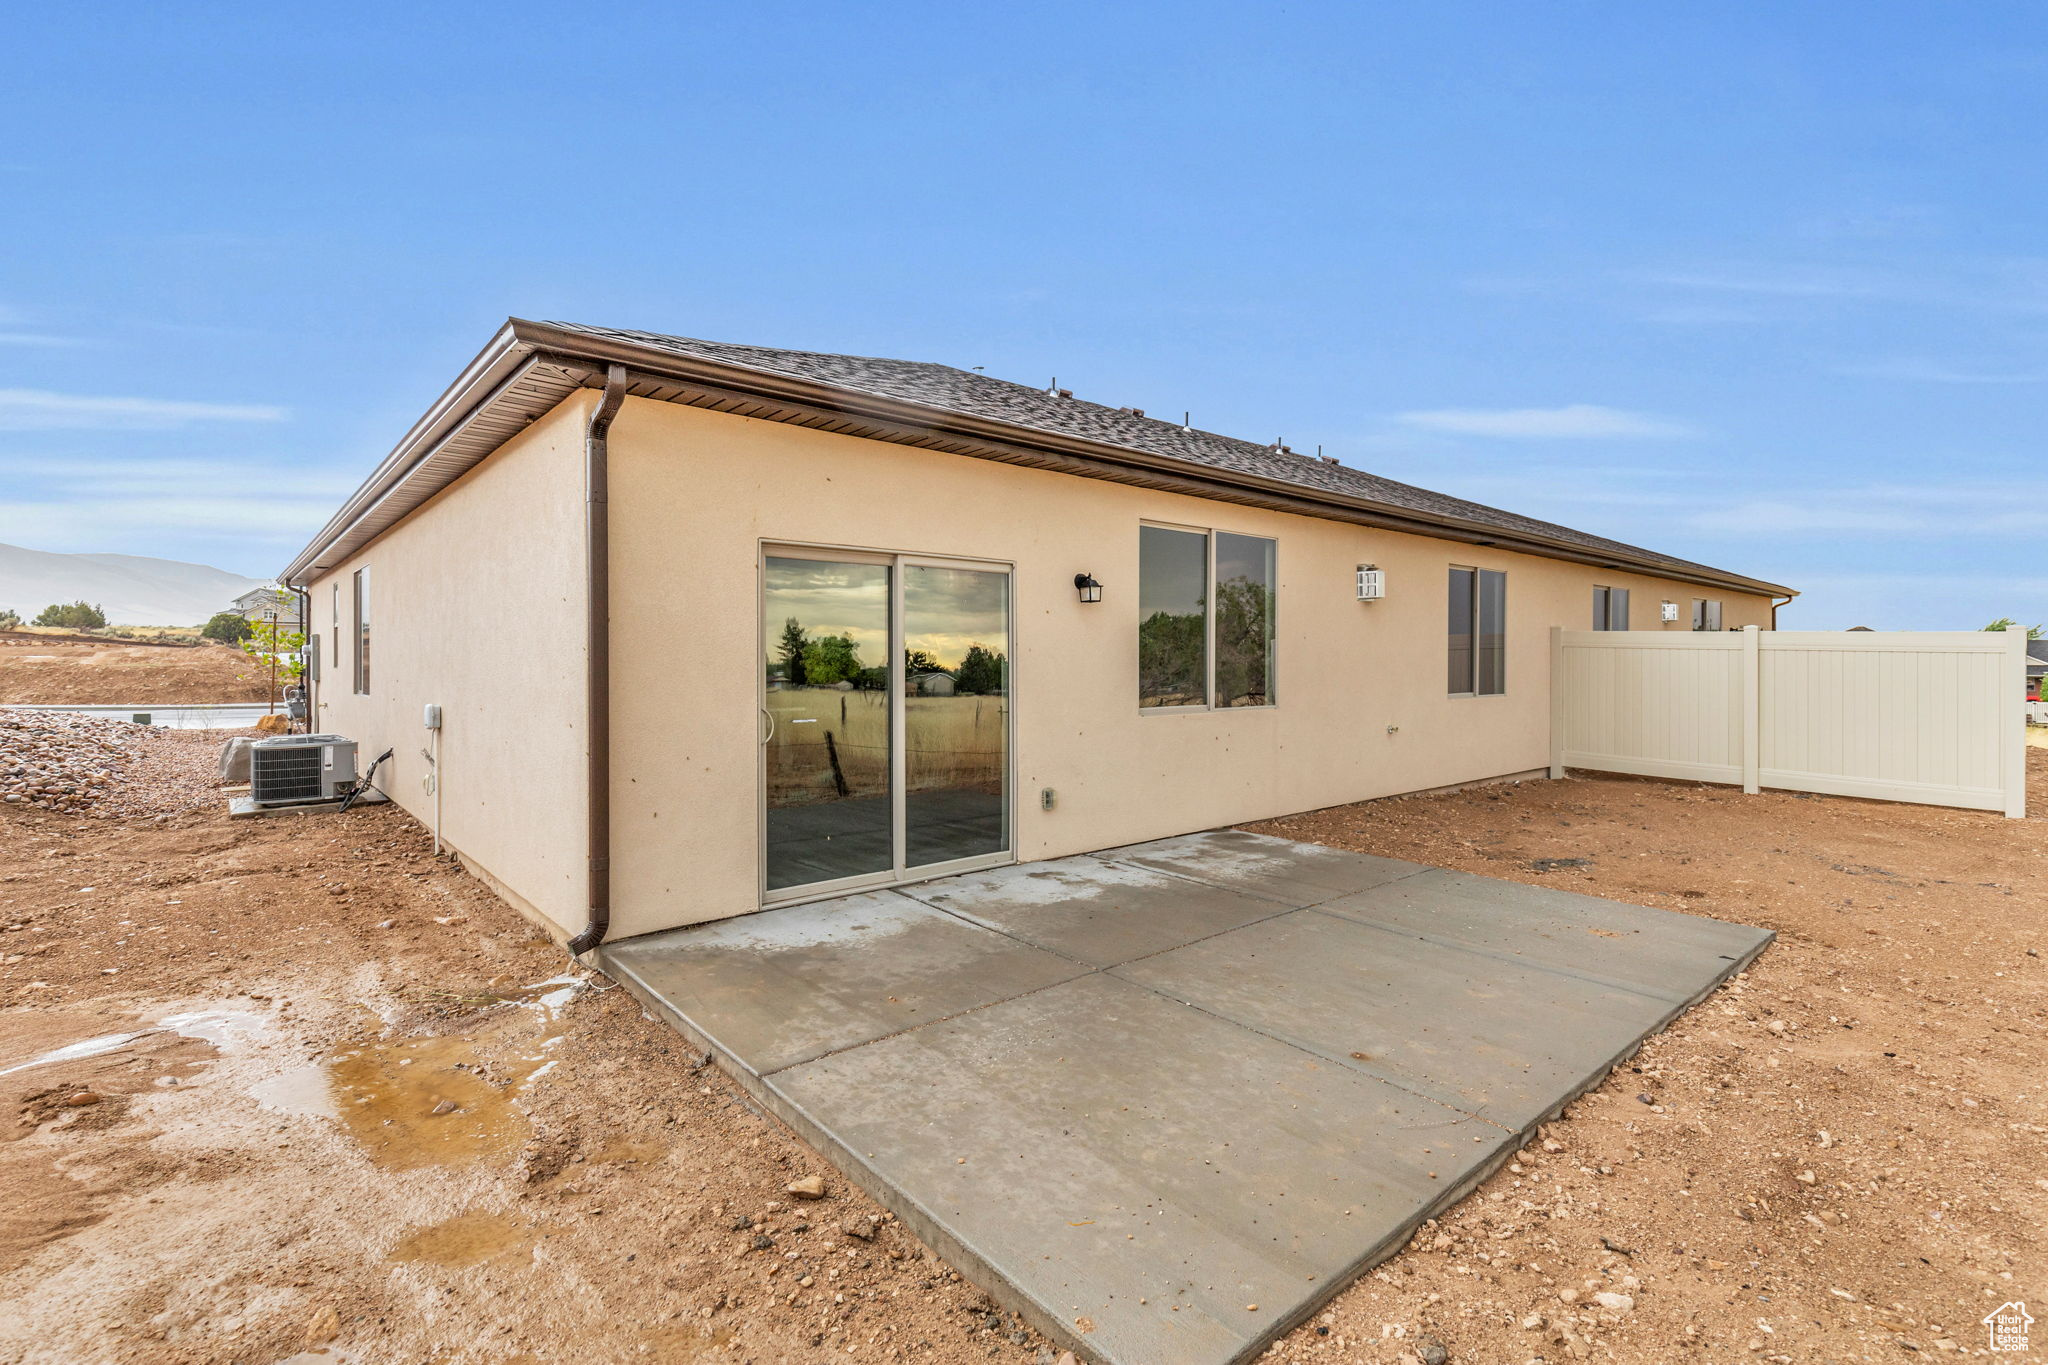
top-left (2027, 639), bottom-right (2046, 701)
top-left (232, 585), bottom-right (302, 632)
top-left (281, 319), bottom-right (1795, 949)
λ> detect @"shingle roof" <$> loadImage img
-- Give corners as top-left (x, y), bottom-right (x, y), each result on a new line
top-left (543, 321), bottom-right (1776, 591)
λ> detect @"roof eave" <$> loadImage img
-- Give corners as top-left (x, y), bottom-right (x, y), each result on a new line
top-left (282, 318), bottom-right (1796, 601)
top-left (505, 320), bottom-right (1796, 599)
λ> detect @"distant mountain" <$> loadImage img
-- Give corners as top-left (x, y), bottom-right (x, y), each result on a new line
top-left (0, 543), bottom-right (267, 626)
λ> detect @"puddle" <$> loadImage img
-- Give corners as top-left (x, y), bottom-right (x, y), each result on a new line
top-left (251, 974), bottom-right (584, 1171)
top-left (388, 1209), bottom-right (537, 1268)
top-left (254, 1033), bottom-right (549, 1170)
top-left (0, 1009), bottom-right (267, 1078)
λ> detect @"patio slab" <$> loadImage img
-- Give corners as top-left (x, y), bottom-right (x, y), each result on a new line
top-left (598, 831), bottom-right (1771, 1365)
top-left (896, 855), bottom-right (1296, 967)
top-left (1096, 829), bottom-right (1432, 904)
top-left (1316, 868), bottom-right (1772, 1003)
top-left (1112, 907), bottom-right (1705, 1131)
top-left (601, 887), bottom-right (1087, 1072)
top-left (772, 972), bottom-right (1512, 1365)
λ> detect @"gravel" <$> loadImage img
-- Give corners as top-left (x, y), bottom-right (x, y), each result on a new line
top-left (0, 711), bottom-right (248, 818)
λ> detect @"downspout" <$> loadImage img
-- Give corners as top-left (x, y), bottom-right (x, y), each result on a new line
top-left (1770, 594), bottom-right (1792, 630)
top-left (568, 364), bottom-right (630, 958)
top-left (294, 584), bottom-right (314, 731)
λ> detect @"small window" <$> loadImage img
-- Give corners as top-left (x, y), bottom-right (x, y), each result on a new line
top-left (352, 567), bottom-right (371, 694)
top-left (1593, 585), bottom-right (1630, 631)
top-left (1449, 566), bottom-right (1506, 695)
top-left (1692, 598), bottom-right (1723, 632)
top-left (1138, 524), bottom-right (1277, 710)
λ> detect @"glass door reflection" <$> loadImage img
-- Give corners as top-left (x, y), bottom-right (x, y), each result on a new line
top-left (903, 564), bottom-right (1010, 869)
top-left (762, 556), bottom-right (893, 894)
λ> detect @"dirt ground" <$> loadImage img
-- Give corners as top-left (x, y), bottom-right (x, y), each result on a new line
top-left (0, 638), bottom-right (270, 705)
top-left (1, 734), bottom-right (2040, 1365)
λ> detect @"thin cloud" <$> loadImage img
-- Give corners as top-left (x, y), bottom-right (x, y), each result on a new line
top-left (1395, 404), bottom-right (1694, 440)
top-left (0, 332), bottom-right (83, 348)
top-left (1832, 358), bottom-right (2042, 384)
top-left (0, 495), bottom-right (335, 552)
top-left (4, 454), bottom-right (354, 498)
top-left (1684, 481), bottom-right (2048, 536)
top-left (1633, 266), bottom-right (1886, 300)
top-left (0, 388), bottom-right (287, 430)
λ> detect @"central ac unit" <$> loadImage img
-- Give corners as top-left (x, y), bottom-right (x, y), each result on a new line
top-left (249, 734), bottom-right (358, 807)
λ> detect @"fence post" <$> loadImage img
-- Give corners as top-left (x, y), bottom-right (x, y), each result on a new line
top-left (1741, 625), bottom-right (1761, 795)
top-left (2003, 627), bottom-right (2028, 819)
top-left (1548, 626), bottom-right (1566, 780)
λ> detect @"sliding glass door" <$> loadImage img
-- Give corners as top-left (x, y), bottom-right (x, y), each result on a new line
top-left (762, 548), bottom-right (1011, 901)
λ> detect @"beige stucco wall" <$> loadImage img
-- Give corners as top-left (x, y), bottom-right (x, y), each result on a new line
top-left (303, 395), bottom-right (591, 937)
top-left (603, 397), bottom-right (1771, 940)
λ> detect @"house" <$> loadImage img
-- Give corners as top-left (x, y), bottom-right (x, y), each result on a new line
top-left (2027, 638), bottom-right (2046, 701)
top-left (281, 319), bottom-right (1795, 950)
top-left (231, 584), bottom-right (302, 632)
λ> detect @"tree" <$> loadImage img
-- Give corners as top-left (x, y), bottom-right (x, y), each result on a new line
top-left (1981, 617), bottom-right (2045, 639)
top-left (0, 609), bottom-right (18, 630)
top-left (202, 611), bottom-right (254, 643)
top-left (240, 616), bottom-right (307, 705)
top-left (904, 648), bottom-right (943, 676)
top-left (776, 617), bottom-right (810, 685)
top-left (954, 644), bottom-right (1007, 696)
top-left (1138, 609), bottom-right (1206, 705)
top-left (34, 600), bottom-right (106, 630)
top-left (1214, 576), bottom-right (1274, 705)
top-left (800, 634), bottom-right (863, 686)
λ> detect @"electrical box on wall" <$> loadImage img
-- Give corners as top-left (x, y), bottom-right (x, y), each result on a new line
top-left (1356, 566), bottom-right (1385, 601)
top-left (422, 703), bottom-right (442, 730)
top-left (1660, 601), bottom-right (1680, 623)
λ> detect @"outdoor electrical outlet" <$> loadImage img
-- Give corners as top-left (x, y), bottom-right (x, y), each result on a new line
top-left (1041, 787), bottom-right (1056, 811)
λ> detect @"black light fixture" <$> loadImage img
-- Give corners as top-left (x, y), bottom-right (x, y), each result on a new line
top-left (1073, 572), bottom-right (1103, 604)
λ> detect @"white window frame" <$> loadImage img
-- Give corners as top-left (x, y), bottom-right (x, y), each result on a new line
top-left (1137, 520), bottom-right (1277, 713)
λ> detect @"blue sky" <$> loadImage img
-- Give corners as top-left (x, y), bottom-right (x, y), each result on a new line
top-left (2, 2), bottom-right (2042, 628)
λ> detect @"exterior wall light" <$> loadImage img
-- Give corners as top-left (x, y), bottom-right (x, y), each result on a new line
top-left (1073, 573), bottom-right (1103, 604)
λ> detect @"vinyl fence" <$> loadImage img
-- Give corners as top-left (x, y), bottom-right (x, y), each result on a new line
top-left (1550, 627), bottom-right (2028, 818)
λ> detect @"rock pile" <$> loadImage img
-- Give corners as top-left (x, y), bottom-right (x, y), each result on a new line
top-left (0, 710), bottom-right (139, 813)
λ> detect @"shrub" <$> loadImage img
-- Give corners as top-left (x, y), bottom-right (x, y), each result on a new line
top-left (33, 600), bottom-right (107, 630)
top-left (0, 609), bottom-right (19, 630)
top-left (201, 611), bottom-right (254, 643)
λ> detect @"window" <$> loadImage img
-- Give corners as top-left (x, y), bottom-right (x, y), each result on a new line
top-left (1592, 585), bottom-right (1630, 631)
top-left (1448, 567), bottom-right (1506, 695)
top-left (352, 567), bottom-right (371, 694)
top-left (1692, 598), bottom-right (1723, 632)
top-left (1137, 524), bottom-right (1276, 709)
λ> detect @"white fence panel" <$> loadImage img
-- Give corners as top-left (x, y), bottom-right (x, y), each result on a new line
top-left (1758, 632), bottom-right (2018, 813)
top-left (1551, 627), bottom-right (2026, 818)
top-left (1551, 631), bottom-right (1747, 785)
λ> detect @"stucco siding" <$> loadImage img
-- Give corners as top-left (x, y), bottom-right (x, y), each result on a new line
top-left (304, 394), bottom-right (591, 937)
top-left (606, 398), bottom-right (1769, 939)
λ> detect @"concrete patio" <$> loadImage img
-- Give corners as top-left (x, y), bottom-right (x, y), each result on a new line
top-left (599, 830), bottom-right (1771, 1365)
